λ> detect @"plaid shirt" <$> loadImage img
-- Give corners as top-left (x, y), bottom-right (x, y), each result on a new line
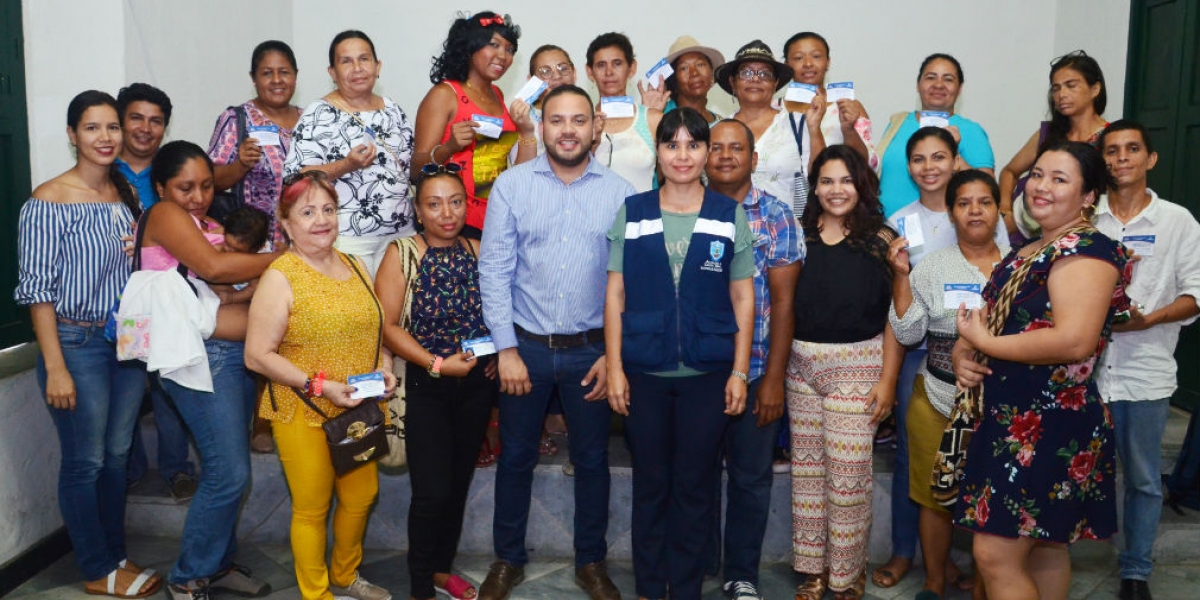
top-left (742, 186), bottom-right (803, 380)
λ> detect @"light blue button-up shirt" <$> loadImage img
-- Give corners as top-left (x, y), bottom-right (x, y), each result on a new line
top-left (480, 153), bottom-right (636, 351)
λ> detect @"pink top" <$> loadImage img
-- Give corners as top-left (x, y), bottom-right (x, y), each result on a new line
top-left (139, 215), bottom-right (223, 275)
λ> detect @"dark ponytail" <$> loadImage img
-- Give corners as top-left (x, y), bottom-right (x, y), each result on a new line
top-left (109, 164), bottom-right (142, 219)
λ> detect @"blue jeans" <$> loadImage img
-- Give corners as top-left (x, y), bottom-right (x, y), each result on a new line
top-left (156, 339), bottom-right (255, 584)
top-left (127, 377), bottom-right (196, 483)
top-left (889, 350), bottom-right (923, 560)
top-left (37, 323), bottom-right (146, 580)
top-left (706, 377), bottom-right (778, 584)
top-left (626, 371), bottom-right (730, 600)
top-left (493, 339), bottom-right (611, 567)
top-left (1109, 398), bottom-right (1170, 581)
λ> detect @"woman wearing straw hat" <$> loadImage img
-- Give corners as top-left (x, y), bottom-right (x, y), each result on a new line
top-left (661, 36), bottom-right (725, 125)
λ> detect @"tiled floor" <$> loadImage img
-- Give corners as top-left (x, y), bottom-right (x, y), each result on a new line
top-left (5, 533), bottom-right (1199, 599)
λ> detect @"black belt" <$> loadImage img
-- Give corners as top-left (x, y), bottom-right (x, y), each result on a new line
top-left (515, 324), bottom-right (604, 349)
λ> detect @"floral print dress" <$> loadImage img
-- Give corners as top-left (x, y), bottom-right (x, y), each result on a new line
top-left (955, 229), bottom-right (1131, 543)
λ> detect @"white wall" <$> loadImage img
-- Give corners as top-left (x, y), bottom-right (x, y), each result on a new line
top-left (24, 0), bottom-right (1131, 186)
top-left (0, 369), bottom-right (61, 566)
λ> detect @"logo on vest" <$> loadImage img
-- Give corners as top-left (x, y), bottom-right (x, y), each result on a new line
top-left (702, 240), bottom-right (726, 273)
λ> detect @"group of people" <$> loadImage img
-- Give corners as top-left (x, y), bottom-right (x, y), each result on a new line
top-left (14, 11), bottom-right (1200, 600)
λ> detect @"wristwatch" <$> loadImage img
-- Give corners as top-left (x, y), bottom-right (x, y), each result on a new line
top-left (428, 356), bottom-right (444, 378)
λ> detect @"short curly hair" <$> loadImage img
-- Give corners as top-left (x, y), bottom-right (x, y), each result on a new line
top-left (429, 11), bottom-right (520, 84)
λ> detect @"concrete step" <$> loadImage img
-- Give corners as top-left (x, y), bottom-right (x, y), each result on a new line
top-left (126, 407), bottom-right (1197, 564)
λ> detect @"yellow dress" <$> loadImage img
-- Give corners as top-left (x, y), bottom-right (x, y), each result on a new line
top-left (259, 251), bottom-right (382, 426)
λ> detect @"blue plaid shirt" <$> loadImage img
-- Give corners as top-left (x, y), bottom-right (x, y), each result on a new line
top-left (743, 186), bottom-right (803, 380)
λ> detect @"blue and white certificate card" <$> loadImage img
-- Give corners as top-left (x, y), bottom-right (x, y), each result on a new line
top-left (919, 110), bottom-right (951, 128)
top-left (644, 57), bottom-right (674, 85)
top-left (826, 81), bottom-right (855, 101)
top-left (944, 283), bottom-right (983, 310)
top-left (785, 82), bottom-right (819, 104)
top-left (1122, 234), bottom-right (1155, 257)
top-left (514, 77), bottom-right (547, 105)
top-left (472, 114), bottom-right (505, 139)
top-left (600, 96), bottom-right (636, 119)
top-left (897, 212), bottom-right (925, 248)
top-left (347, 371), bottom-right (386, 400)
top-left (461, 336), bottom-right (497, 357)
top-left (247, 124), bottom-right (281, 146)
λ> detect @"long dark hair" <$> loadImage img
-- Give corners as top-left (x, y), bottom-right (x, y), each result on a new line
top-left (151, 141), bottom-right (215, 192)
top-left (1045, 51), bottom-right (1106, 148)
top-left (429, 11), bottom-right (520, 84)
top-left (67, 90), bottom-right (141, 218)
top-left (802, 145), bottom-right (886, 242)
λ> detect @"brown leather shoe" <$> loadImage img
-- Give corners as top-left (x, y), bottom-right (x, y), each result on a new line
top-left (575, 561), bottom-right (621, 600)
top-left (477, 560), bottom-right (524, 600)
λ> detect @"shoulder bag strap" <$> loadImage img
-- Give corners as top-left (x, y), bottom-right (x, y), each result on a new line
top-left (875, 111), bottom-right (910, 160)
top-left (344, 252), bottom-right (383, 369)
top-left (267, 381), bottom-right (333, 419)
top-left (233, 105), bottom-right (248, 204)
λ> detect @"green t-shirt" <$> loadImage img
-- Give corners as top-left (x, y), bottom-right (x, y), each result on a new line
top-left (607, 202), bottom-right (755, 376)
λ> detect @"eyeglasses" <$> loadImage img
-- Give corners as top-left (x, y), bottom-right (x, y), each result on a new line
top-left (535, 63), bottom-right (574, 79)
top-left (282, 170), bottom-right (329, 187)
top-left (420, 162), bottom-right (464, 177)
top-left (1050, 50), bottom-right (1090, 66)
top-left (737, 68), bottom-right (776, 81)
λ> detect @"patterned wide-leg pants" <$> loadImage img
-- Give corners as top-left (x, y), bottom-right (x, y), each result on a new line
top-left (786, 335), bottom-right (882, 592)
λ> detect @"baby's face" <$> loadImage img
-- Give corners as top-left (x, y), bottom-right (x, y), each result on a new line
top-left (223, 235), bottom-right (254, 254)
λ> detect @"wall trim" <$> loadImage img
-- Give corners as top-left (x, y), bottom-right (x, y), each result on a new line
top-left (0, 527), bottom-right (72, 597)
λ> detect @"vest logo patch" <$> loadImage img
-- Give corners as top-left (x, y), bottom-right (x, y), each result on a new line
top-left (702, 241), bottom-right (726, 273)
top-left (709, 240), bottom-right (725, 261)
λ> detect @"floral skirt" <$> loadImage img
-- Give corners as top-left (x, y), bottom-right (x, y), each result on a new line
top-left (954, 380), bottom-right (1117, 543)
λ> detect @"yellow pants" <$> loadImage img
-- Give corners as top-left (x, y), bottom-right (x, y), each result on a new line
top-left (272, 415), bottom-right (379, 600)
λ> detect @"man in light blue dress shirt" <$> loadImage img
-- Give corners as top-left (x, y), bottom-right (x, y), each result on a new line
top-left (478, 85), bottom-right (636, 600)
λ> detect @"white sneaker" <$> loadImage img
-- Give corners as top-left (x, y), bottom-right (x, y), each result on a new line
top-left (723, 580), bottom-right (763, 600)
top-left (330, 572), bottom-right (391, 600)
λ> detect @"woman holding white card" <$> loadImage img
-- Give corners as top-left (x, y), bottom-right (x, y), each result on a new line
top-left (208, 40), bottom-right (302, 247)
top-left (245, 170), bottom-right (396, 600)
top-left (886, 169), bottom-right (1006, 600)
top-left (284, 30), bottom-right (414, 275)
top-left (412, 11), bottom-right (535, 238)
top-left (780, 31), bottom-right (878, 171)
top-left (877, 53), bottom-right (996, 217)
top-left (720, 40), bottom-right (825, 221)
top-left (587, 32), bottom-right (664, 192)
top-left (375, 167), bottom-right (495, 600)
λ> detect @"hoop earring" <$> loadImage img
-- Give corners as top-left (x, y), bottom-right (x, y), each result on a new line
top-left (1080, 203), bottom-right (1096, 223)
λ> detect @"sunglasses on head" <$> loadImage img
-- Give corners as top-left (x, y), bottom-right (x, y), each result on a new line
top-left (420, 162), bottom-right (464, 177)
top-left (282, 170), bottom-right (329, 187)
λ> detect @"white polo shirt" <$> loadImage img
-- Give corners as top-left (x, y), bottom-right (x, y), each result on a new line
top-left (1094, 189), bottom-right (1200, 402)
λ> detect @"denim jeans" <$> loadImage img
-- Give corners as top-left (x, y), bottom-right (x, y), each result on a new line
top-left (889, 349), bottom-right (923, 560)
top-left (626, 371), bottom-right (730, 600)
top-left (127, 377), bottom-right (196, 483)
top-left (705, 377), bottom-right (779, 584)
top-left (493, 338), bottom-right (611, 567)
top-left (1109, 398), bottom-right (1171, 581)
top-left (37, 322), bottom-right (146, 580)
top-left (156, 338), bottom-right (255, 584)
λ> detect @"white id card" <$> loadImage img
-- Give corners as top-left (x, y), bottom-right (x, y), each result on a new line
top-left (347, 371), bottom-right (386, 400)
top-left (897, 212), bottom-right (925, 247)
top-left (1122, 234), bottom-right (1156, 257)
top-left (514, 77), bottom-right (548, 105)
top-left (944, 283), bottom-right (984, 310)
top-left (919, 110), bottom-right (951, 128)
top-left (785, 82), bottom-right (819, 104)
top-left (600, 96), bottom-right (636, 119)
top-left (472, 114), bottom-right (505, 139)
top-left (644, 57), bottom-right (674, 85)
top-left (461, 336), bottom-right (497, 357)
top-left (825, 81), bottom-right (855, 101)
top-left (247, 124), bottom-right (281, 146)
top-left (357, 126), bottom-right (376, 149)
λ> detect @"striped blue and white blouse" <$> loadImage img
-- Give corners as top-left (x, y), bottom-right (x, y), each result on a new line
top-left (14, 198), bottom-right (136, 322)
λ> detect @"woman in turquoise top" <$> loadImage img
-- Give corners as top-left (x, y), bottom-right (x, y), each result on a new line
top-left (878, 53), bottom-right (995, 216)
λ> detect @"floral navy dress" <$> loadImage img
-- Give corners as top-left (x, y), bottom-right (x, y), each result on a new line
top-left (955, 229), bottom-right (1131, 543)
